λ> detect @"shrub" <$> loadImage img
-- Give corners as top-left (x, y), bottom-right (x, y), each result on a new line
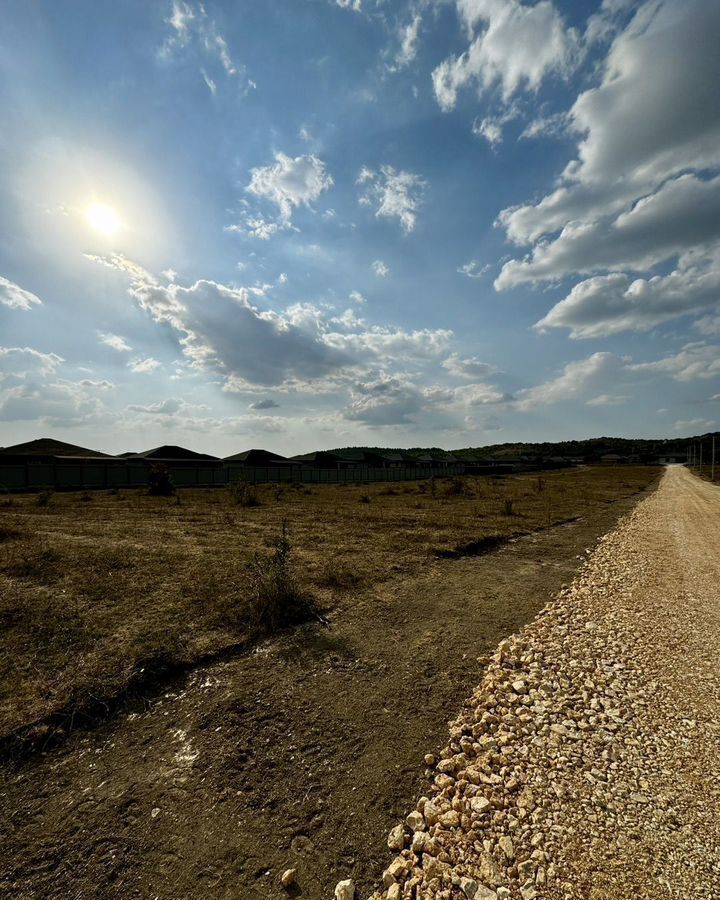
top-left (534, 477), bottom-right (545, 493)
top-left (36, 489), bottom-right (53, 507)
top-left (228, 480), bottom-right (261, 507)
top-left (0, 524), bottom-right (23, 543)
top-left (79, 492), bottom-right (93, 502)
top-left (502, 499), bottom-right (515, 516)
top-left (444, 476), bottom-right (469, 497)
top-left (147, 464), bottom-right (175, 496)
top-left (248, 523), bottom-right (320, 632)
top-left (359, 493), bottom-right (371, 504)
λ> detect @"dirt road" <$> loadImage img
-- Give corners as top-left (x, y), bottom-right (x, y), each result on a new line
top-left (0, 486), bottom-right (653, 900)
top-left (372, 465), bottom-right (720, 899)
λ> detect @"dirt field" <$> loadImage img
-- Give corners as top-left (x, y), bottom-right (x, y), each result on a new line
top-left (0, 467), bottom-right (659, 899)
top-left (0, 467), bottom-right (657, 747)
top-left (369, 465), bottom-right (720, 900)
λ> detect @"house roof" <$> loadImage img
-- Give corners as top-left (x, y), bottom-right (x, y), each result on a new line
top-left (126, 445), bottom-right (220, 461)
top-left (0, 438), bottom-right (110, 458)
top-left (224, 448), bottom-right (289, 463)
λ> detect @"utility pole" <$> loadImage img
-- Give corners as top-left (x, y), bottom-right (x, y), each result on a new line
top-left (712, 435), bottom-right (716, 482)
top-left (699, 441), bottom-right (703, 475)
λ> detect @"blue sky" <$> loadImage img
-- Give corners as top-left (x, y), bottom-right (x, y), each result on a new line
top-left (1, 0), bottom-right (719, 456)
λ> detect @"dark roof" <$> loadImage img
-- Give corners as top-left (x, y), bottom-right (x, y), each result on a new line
top-left (224, 448), bottom-right (289, 464)
top-left (127, 445), bottom-right (219, 461)
top-left (0, 438), bottom-right (110, 458)
top-left (290, 451), bottom-right (349, 463)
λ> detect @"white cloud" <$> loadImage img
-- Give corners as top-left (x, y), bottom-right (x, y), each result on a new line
top-left (372, 260), bottom-right (389, 277)
top-left (472, 117), bottom-right (503, 147)
top-left (586, 393), bottom-right (629, 407)
top-left (458, 260), bottom-right (490, 279)
top-left (515, 352), bottom-right (619, 410)
top-left (674, 418), bottom-right (714, 433)
top-left (336, 0), bottom-right (361, 10)
top-left (497, 174), bottom-right (720, 288)
top-left (520, 111), bottom-right (568, 140)
top-left (249, 398), bottom-right (280, 410)
top-left (349, 290), bottom-right (366, 304)
top-left (627, 343), bottom-right (720, 382)
top-left (0, 276), bottom-right (42, 311)
top-left (246, 152), bottom-right (333, 225)
top-left (442, 353), bottom-right (496, 379)
top-left (394, 14), bottom-right (422, 69)
top-left (128, 357), bottom-right (162, 374)
top-left (534, 250), bottom-right (720, 339)
top-left (498, 0), bottom-right (720, 247)
top-left (98, 332), bottom-right (132, 352)
top-left (0, 346), bottom-right (63, 380)
top-left (432, 0), bottom-right (579, 110)
top-left (161, 1), bottom-right (252, 91)
top-left (357, 165), bottom-right (426, 233)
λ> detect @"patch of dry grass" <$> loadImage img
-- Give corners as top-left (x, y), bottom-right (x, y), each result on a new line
top-left (0, 466), bottom-right (659, 742)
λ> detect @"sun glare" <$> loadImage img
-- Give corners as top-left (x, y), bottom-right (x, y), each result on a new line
top-left (86, 202), bottom-right (121, 236)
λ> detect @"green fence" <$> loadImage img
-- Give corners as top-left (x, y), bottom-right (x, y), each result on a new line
top-left (0, 460), bottom-right (462, 492)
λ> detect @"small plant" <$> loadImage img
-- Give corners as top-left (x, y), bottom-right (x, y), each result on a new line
top-left (79, 491), bottom-right (93, 502)
top-left (316, 562), bottom-right (362, 590)
top-left (147, 464), bottom-right (175, 496)
top-left (502, 499), bottom-right (515, 516)
top-left (444, 476), bottom-right (468, 497)
top-left (228, 480), bottom-right (261, 507)
top-left (359, 493), bottom-right (371, 504)
top-left (0, 524), bottom-right (23, 543)
top-left (36, 490), bottom-right (53, 507)
top-left (430, 476), bottom-right (437, 499)
top-left (248, 522), bottom-right (319, 632)
top-left (534, 477), bottom-right (545, 493)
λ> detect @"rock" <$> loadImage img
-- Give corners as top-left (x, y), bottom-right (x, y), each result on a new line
top-left (512, 680), bottom-right (528, 694)
top-left (335, 879), bottom-right (355, 900)
top-left (440, 809), bottom-right (460, 827)
top-left (424, 753), bottom-right (437, 766)
top-left (498, 835), bottom-right (514, 859)
top-left (388, 824), bottom-right (406, 850)
top-left (470, 796), bottom-right (492, 816)
top-left (460, 877), bottom-right (479, 898)
top-left (406, 810), bottom-right (425, 832)
top-left (280, 868), bottom-right (297, 889)
top-left (386, 885), bottom-right (401, 900)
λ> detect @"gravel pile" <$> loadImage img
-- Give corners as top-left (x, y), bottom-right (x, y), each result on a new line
top-left (365, 468), bottom-right (720, 900)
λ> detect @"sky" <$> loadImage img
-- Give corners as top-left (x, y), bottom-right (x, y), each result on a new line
top-left (1, 0), bottom-right (719, 457)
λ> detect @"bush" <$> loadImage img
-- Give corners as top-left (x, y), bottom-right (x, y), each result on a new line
top-left (502, 499), bottom-right (515, 516)
top-left (228, 480), bottom-right (261, 507)
top-left (358, 493), bottom-right (371, 504)
top-left (36, 490), bottom-right (53, 507)
top-left (444, 476), bottom-right (469, 497)
top-left (147, 464), bottom-right (175, 496)
top-left (248, 523), bottom-right (320, 632)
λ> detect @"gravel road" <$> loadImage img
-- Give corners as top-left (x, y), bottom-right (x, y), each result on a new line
top-left (371, 466), bottom-right (720, 900)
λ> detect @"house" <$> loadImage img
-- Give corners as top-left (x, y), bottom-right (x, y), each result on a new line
top-left (124, 445), bottom-right (219, 461)
top-left (657, 453), bottom-right (687, 464)
top-left (290, 451), bottom-right (360, 469)
top-left (224, 448), bottom-right (291, 465)
top-left (0, 438), bottom-right (110, 458)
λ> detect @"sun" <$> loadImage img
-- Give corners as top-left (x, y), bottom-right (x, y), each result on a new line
top-left (86, 202), bottom-right (121, 236)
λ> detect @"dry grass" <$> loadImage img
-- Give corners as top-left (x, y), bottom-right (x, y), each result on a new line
top-left (0, 466), bottom-right (659, 742)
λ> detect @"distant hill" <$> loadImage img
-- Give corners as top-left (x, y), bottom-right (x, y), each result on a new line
top-left (0, 438), bottom-right (110, 458)
top-left (334, 435), bottom-right (717, 462)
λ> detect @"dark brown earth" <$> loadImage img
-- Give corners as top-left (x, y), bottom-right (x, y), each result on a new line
top-left (0, 488), bottom-right (653, 900)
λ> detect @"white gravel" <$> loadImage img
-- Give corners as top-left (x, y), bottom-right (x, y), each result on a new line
top-left (367, 466), bottom-right (720, 900)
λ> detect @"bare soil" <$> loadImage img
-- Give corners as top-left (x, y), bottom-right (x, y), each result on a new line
top-left (0, 479), bottom-right (656, 900)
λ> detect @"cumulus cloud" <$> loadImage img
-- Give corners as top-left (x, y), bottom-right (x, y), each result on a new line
top-left (515, 352), bottom-right (619, 410)
top-left (674, 417), bottom-right (714, 434)
top-left (335, 0), bottom-right (361, 10)
top-left (357, 165), bottom-right (426, 233)
top-left (0, 346), bottom-right (63, 380)
top-left (372, 260), bottom-right (389, 277)
top-left (534, 253), bottom-right (720, 339)
top-left (498, 1), bottom-right (720, 247)
top-left (249, 398), bottom-right (280, 410)
top-left (497, 174), bottom-right (720, 288)
top-left (349, 290), bottom-right (366, 304)
top-left (0, 275), bottom-right (42, 310)
top-left (472, 117), bottom-right (503, 147)
top-left (432, 0), bottom-right (579, 110)
top-left (98, 332), bottom-right (132, 352)
top-left (128, 357), bottom-right (162, 374)
top-left (627, 343), bottom-right (720, 382)
top-left (86, 255), bottom-right (451, 393)
top-left (246, 152), bottom-right (333, 226)
top-left (442, 353), bottom-right (496, 379)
